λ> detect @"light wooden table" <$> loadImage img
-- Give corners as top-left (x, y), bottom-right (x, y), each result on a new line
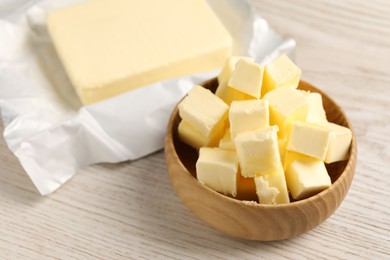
top-left (1, 0), bottom-right (389, 258)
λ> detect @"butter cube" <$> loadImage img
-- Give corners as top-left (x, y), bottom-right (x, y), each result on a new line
top-left (254, 176), bottom-right (279, 204)
top-left (219, 128), bottom-right (235, 150)
top-left (283, 150), bottom-right (313, 171)
top-left (47, 0), bottom-right (232, 104)
top-left (325, 123), bottom-right (352, 163)
top-left (217, 56), bottom-right (254, 86)
top-left (261, 54), bottom-right (302, 96)
top-left (287, 121), bottom-right (331, 160)
top-left (263, 87), bottom-right (308, 138)
top-left (302, 91), bottom-right (327, 124)
top-left (285, 158), bottom-right (331, 200)
top-left (234, 126), bottom-right (282, 177)
top-left (228, 60), bottom-right (264, 98)
top-left (255, 167), bottom-right (290, 204)
top-left (178, 120), bottom-right (224, 149)
top-left (179, 85), bottom-right (228, 137)
top-left (229, 100), bottom-right (269, 139)
top-left (196, 147), bottom-right (238, 197)
top-left (216, 57), bottom-right (254, 105)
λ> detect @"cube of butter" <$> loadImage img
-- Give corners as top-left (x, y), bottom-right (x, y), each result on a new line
top-left (46, 0), bottom-right (232, 104)
top-left (283, 150), bottom-right (313, 171)
top-left (285, 158), bottom-right (331, 200)
top-left (196, 147), bottom-right (238, 197)
top-left (229, 99), bottom-right (269, 140)
top-left (228, 60), bottom-right (264, 98)
top-left (287, 121), bottom-right (331, 160)
top-left (325, 122), bottom-right (352, 163)
top-left (178, 120), bottom-right (224, 149)
top-left (263, 87), bottom-right (308, 138)
top-left (234, 126), bottom-right (282, 177)
top-left (219, 128), bottom-right (236, 150)
top-left (301, 91), bottom-right (327, 124)
top-left (217, 56), bottom-right (254, 86)
top-left (178, 85), bottom-right (228, 137)
top-left (254, 176), bottom-right (279, 204)
top-left (261, 54), bottom-right (302, 96)
top-left (255, 167), bottom-right (290, 204)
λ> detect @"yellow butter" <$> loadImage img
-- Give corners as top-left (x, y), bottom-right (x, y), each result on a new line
top-left (300, 91), bottom-right (327, 124)
top-left (196, 147), bottom-right (238, 197)
top-left (229, 99), bottom-right (269, 140)
top-left (283, 150), bottom-right (313, 171)
top-left (325, 122), bottom-right (352, 163)
top-left (285, 157), bottom-right (331, 200)
top-left (47, 0), bottom-right (232, 104)
top-left (178, 120), bottom-right (223, 149)
top-left (234, 126), bottom-right (281, 178)
top-left (287, 121), bottom-right (331, 160)
top-left (228, 59), bottom-right (264, 98)
top-left (219, 128), bottom-right (236, 150)
top-left (254, 176), bottom-right (279, 204)
top-left (266, 168), bottom-right (290, 204)
top-left (263, 87), bottom-right (308, 138)
top-left (178, 85), bottom-right (228, 137)
top-left (261, 54), bottom-right (302, 97)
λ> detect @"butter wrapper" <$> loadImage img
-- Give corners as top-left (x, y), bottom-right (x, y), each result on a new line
top-left (0, 0), bottom-right (295, 195)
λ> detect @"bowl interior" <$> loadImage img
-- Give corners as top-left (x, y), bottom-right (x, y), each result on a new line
top-left (170, 78), bottom-right (350, 203)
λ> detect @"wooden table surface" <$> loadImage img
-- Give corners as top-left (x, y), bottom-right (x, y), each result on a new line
top-left (1, 0), bottom-right (389, 259)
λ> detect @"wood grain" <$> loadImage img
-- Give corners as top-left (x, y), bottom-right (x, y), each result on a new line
top-left (1, 0), bottom-right (390, 258)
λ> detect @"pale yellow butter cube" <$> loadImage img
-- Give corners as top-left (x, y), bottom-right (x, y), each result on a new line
top-left (178, 85), bottom-right (228, 137)
top-left (283, 150), bottom-right (313, 171)
top-left (300, 91), bottom-right (327, 124)
top-left (219, 128), bottom-right (235, 150)
top-left (263, 87), bottom-right (308, 138)
top-left (254, 176), bottom-right (279, 204)
top-left (234, 126), bottom-right (282, 177)
top-left (196, 147), bottom-right (238, 197)
top-left (47, 0), bottom-right (232, 104)
top-left (325, 122), bottom-right (352, 163)
top-left (216, 57), bottom-right (254, 105)
top-left (285, 158), bottom-right (331, 200)
top-left (261, 54), bottom-right (302, 96)
top-left (228, 60), bottom-right (264, 98)
top-left (255, 167), bottom-right (290, 204)
top-left (178, 120), bottom-right (224, 149)
top-left (229, 99), bottom-right (269, 139)
top-left (217, 56), bottom-right (254, 86)
top-left (287, 121), bottom-right (331, 160)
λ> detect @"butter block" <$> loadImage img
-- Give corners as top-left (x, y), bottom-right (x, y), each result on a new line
top-left (325, 122), bottom-right (352, 163)
top-left (285, 158), bottom-right (331, 200)
top-left (219, 128), bottom-right (235, 150)
top-left (254, 176), bottom-right (279, 204)
top-left (261, 54), bottom-right (302, 96)
top-left (263, 87), bottom-right (308, 138)
top-left (228, 60), bottom-right (264, 98)
top-left (47, 0), bottom-right (232, 104)
top-left (179, 85), bottom-right (228, 137)
top-left (229, 100), bottom-right (269, 139)
top-left (287, 121), bottom-right (331, 160)
top-left (196, 147), bottom-right (238, 197)
top-left (178, 120), bottom-right (223, 149)
top-left (234, 126), bottom-right (282, 177)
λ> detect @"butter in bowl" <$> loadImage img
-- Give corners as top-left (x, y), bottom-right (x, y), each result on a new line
top-left (165, 55), bottom-right (357, 240)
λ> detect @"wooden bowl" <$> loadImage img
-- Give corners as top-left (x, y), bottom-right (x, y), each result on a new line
top-left (164, 78), bottom-right (357, 241)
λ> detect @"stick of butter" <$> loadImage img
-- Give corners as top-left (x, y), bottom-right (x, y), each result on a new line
top-left (46, 0), bottom-right (233, 104)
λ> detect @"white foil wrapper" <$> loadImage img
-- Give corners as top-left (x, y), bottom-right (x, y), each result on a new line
top-left (0, 0), bottom-right (296, 195)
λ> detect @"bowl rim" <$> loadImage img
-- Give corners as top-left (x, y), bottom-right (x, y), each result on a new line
top-left (166, 79), bottom-right (357, 209)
